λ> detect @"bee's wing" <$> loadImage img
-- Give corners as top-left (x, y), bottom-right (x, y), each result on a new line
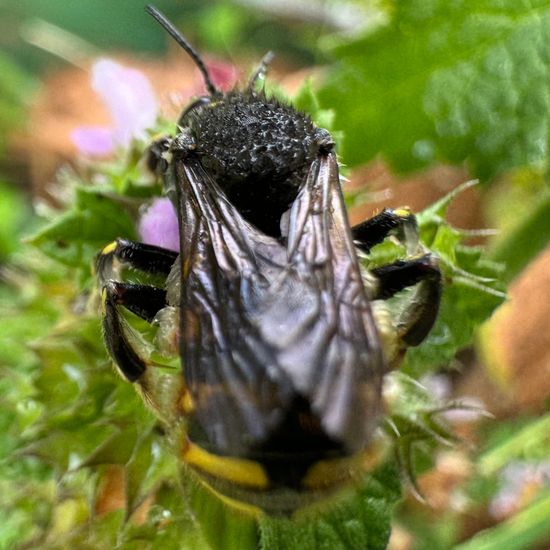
top-left (277, 151), bottom-right (385, 450)
top-left (172, 157), bottom-right (295, 456)
top-left (172, 151), bottom-right (384, 456)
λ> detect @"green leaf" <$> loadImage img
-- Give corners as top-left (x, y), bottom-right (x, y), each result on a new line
top-left (478, 414), bottom-right (550, 477)
top-left (490, 190), bottom-right (550, 282)
top-left (28, 187), bottom-right (136, 270)
top-left (122, 482), bottom-right (208, 550)
top-left (81, 428), bottom-right (139, 468)
top-left (0, 182), bottom-right (31, 259)
top-left (294, 81), bottom-right (335, 130)
top-left (197, 4), bottom-right (246, 51)
top-left (454, 488), bottom-right (550, 550)
top-left (181, 467), bottom-right (259, 550)
top-left (125, 430), bottom-right (157, 515)
top-left (259, 464), bottom-right (400, 550)
top-left (318, 0), bottom-right (550, 178)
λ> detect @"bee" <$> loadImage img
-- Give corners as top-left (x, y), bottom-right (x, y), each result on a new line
top-left (96, 5), bottom-right (442, 514)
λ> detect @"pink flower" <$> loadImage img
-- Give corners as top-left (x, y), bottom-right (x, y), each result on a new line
top-left (71, 57), bottom-right (238, 157)
top-left (138, 198), bottom-right (179, 252)
top-left (72, 56), bottom-right (238, 249)
top-left (489, 461), bottom-right (550, 519)
top-left (202, 59), bottom-right (239, 92)
top-left (71, 127), bottom-right (114, 157)
top-left (71, 59), bottom-right (158, 156)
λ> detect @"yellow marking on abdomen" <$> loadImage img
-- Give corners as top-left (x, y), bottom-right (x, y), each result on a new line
top-left (302, 443), bottom-right (386, 490)
top-left (183, 442), bottom-right (270, 489)
top-left (180, 390), bottom-right (194, 415)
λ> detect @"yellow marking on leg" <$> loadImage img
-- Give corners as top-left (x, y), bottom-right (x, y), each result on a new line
top-left (101, 287), bottom-right (108, 315)
top-left (394, 207), bottom-right (412, 218)
top-left (182, 442), bottom-right (270, 489)
top-left (101, 241), bottom-right (118, 255)
top-left (182, 257), bottom-right (190, 279)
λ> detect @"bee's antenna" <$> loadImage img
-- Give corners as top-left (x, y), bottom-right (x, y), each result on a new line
top-left (145, 5), bottom-right (219, 96)
top-left (248, 51), bottom-right (275, 91)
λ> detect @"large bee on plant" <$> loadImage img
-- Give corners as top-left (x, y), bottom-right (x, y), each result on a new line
top-left (96, 5), bottom-right (441, 514)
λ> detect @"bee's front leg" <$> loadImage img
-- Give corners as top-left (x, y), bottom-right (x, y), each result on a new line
top-left (96, 238), bottom-right (177, 286)
top-left (145, 135), bottom-right (171, 175)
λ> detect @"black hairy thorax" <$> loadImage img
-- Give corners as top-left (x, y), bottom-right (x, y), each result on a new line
top-left (183, 91), bottom-right (331, 237)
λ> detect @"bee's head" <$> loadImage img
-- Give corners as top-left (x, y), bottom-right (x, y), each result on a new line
top-left (146, 5), bottom-right (333, 237)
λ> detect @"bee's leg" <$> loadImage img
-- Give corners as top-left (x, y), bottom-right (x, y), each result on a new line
top-left (104, 281), bottom-right (167, 323)
top-left (352, 208), bottom-right (418, 254)
top-left (371, 254), bottom-right (442, 347)
top-left (145, 135), bottom-right (171, 174)
top-left (354, 209), bottom-right (441, 347)
top-left (102, 281), bottom-right (167, 381)
top-left (96, 238), bottom-right (178, 285)
top-left (96, 239), bottom-right (175, 382)
top-left (97, 238), bottom-right (183, 416)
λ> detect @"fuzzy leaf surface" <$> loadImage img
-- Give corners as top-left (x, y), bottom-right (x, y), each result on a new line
top-left (319, 0), bottom-right (550, 178)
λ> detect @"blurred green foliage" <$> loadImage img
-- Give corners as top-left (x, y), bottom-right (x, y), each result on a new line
top-left (319, 0), bottom-right (550, 179)
top-left (0, 0), bottom-right (331, 78)
top-left (2, 0), bottom-right (550, 548)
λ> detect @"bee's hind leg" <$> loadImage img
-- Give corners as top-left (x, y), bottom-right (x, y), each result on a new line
top-left (353, 208), bottom-right (442, 352)
top-left (371, 255), bottom-right (442, 347)
top-left (101, 279), bottom-right (183, 421)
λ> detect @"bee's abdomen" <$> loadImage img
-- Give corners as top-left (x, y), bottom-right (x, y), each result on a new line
top-left (181, 395), bottom-right (369, 513)
top-left (248, 395), bottom-right (346, 488)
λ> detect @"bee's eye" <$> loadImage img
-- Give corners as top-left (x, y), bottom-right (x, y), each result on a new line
top-left (178, 96), bottom-right (211, 126)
